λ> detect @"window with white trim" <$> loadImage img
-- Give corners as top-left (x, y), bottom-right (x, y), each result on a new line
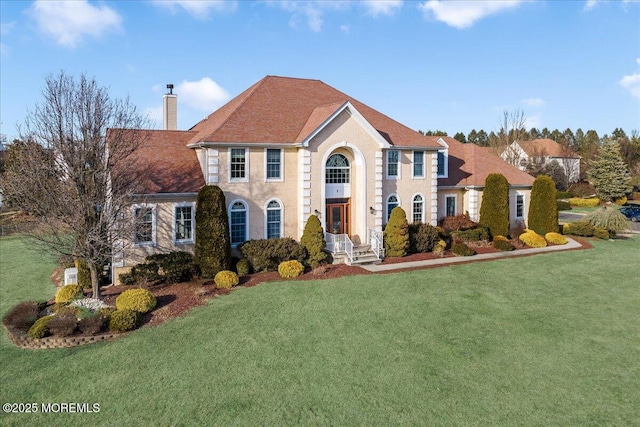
top-left (445, 195), bottom-right (456, 217)
top-left (412, 194), bottom-right (424, 223)
top-left (413, 151), bottom-right (424, 178)
top-left (265, 148), bottom-right (282, 181)
top-left (386, 194), bottom-right (399, 221)
top-left (516, 193), bottom-right (525, 219)
top-left (133, 205), bottom-right (156, 245)
top-left (230, 148), bottom-right (247, 181)
top-left (266, 200), bottom-right (282, 239)
top-left (174, 203), bottom-right (194, 243)
top-left (326, 153), bottom-right (350, 183)
top-left (230, 201), bottom-right (248, 246)
top-left (387, 150), bottom-right (399, 178)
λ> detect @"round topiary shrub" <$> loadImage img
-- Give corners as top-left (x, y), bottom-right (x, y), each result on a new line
top-left (236, 258), bottom-right (251, 276)
top-left (214, 270), bottom-right (239, 289)
top-left (27, 315), bottom-right (54, 339)
top-left (519, 231), bottom-right (547, 248)
top-left (108, 309), bottom-right (140, 333)
top-left (115, 289), bottom-right (157, 314)
top-left (55, 284), bottom-right (84, 304)
top-left (451, 241), bottom-right (476, 256)
top-left (278, 260), bottom-right (305, 279)
top-left (545, 232), bottom-right (568, 245)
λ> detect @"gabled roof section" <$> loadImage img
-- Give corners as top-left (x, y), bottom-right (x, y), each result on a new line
top-left (187, 75), bottom-right (440, 148)
top-left (517, 138), bottom-right (580, 159)
top-left (439, 137), bottom-right (535, 188)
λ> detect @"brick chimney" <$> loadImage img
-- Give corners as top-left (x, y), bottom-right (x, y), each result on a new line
top-left (163, 84), bottom-right (177, 130)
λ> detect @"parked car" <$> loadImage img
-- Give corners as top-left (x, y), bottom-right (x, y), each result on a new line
top-left (620, 204), bottom-right (640, 222)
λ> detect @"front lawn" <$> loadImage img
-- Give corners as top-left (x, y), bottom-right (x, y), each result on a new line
top-left (1, 235), bottom-right (639, 426)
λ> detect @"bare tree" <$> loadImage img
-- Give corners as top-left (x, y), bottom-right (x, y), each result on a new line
top-left (491, 109), bottom-right (528, 165)
top-left (1, 72), bottom-right (150, 298)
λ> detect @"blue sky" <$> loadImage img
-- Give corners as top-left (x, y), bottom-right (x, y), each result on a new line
top-left (1, 0), bottom-right (639, 142)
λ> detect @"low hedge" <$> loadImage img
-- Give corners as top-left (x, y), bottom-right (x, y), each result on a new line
top-left (451, 242), bottom-right (475, 256)
top-left (557, 200), bottom-right (571, 211)
top-left (451, 227), bottom-right (490, 242)
top-left (563, 221), bottom-right (595, 237)
top-left (119, 251), bottom-right (198, 285)
top-left (239, 238), bottom-right (307, 273)
top-left (569, 197), bottom-right (600, 208)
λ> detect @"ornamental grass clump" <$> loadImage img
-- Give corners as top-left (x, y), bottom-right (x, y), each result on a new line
top-left (583, 206), bottom-right (628, 235)
top-left (278, 260), bottom-right (305, 279)
top-left (519, 231), bottom-right (547, 248)
top-left (545, 232), bottom-right (568, 245)
top-left (214, 270), bottom-right (239, 289)
top-left (55, 284), bottom-right (84, 304)
top-left (115, 288), bottom-right (157, 314)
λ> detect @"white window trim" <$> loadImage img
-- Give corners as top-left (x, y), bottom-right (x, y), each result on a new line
top-left (438, 149), bottom-right (449, 178)
top-left (132, 203), bottom-right (157, 247)
top-left (229, 147), bottom-right (249, 183)
top-left (264, 148), bottom-right (284, 182)
top-left (412, 193), bottom-right (425, 223)
top-left (386, 193), bottom-right (401, 222)
top-left (444, 194), bottom-right (457, 217)
top-left (228, 199), bottom-right (249, 247)
top-left (386, 150), bottom-right (401, 180)
top-left (412, 150), bottom-right (425, 179)
top-left (264, 198), bottom-right (284, 239)
top-left (515, 192), bottom-right (525, 219)
top-left (173, 202), bottom-right (195, 245)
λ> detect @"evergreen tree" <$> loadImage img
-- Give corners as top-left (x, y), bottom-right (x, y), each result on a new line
top-left (194, 185), bottom-right (231, 278)
top-left (453, 132), bottom-right (467, 143)
top-left (300, 214), bottom-right (328, 268)
top-left (479, 173), bottom-right (510, 238)
top-left (383, 207), bottom-right (409, 257)
top-left (588, 141), bottom-right (632, 202)
top-left (528, 175), bottom-right (558, 235)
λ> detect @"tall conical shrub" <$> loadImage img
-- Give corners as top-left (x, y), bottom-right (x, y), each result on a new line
top-left (300, 214), bottom-right (328, 268)
top-left (528, 175), bottom-right (558, 235)
top-left (479, 173), bottom-right (510, 239)
top-left (383, 207), bottom-right (409, 257)
top-left (194, 185), bottom-right (231, 278)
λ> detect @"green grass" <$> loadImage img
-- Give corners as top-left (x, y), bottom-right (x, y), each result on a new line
top-left (1, 236), bottom-right (639, 426)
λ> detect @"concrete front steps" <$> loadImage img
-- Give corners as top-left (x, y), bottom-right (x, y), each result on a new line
top-left (330, 244), bottom-right (382, 266)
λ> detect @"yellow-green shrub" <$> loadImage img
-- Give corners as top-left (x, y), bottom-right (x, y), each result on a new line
top-left (27, 315), bottom-right (54, 339)
top-left (493, 235), bottom-right (509, 242)
top-left (545, 232), bottom-right (568, 245)
top-left (519, 231), bottom-right (547, 248)
top-left (214, 270), bottom-right (239, 289)
top-left (569, 197), bottom-right (600, 207)
top-left (108, 309), bottom-right (140, 333)
top-left (594, 227), bottom-right (611, 239)
top-left (115, 288), bottom-right (157, 314)
top-left (278, 260), bottom-right (305, 279)
top-left (614, 197), bottom-right (627, 206)
top-left (54, 284), bottom-right (84, 304)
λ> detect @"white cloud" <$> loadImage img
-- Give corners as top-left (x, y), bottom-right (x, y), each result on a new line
top-left (151, 1), bottom-right (237, 19)
top-left (176, 77), bottom-right (231, 111)
top-left (522, 97), bottom-right (546, 108)
top-left (266, 1), bottom-right (349, 32)
top-left (418, 0), bottom-right (523, 29)
top-left (27, 0), bottom-right (122, 48)
top-left (584, 0), bottom-right (599, 11)
top-left (620, 73), bottom-right (640, 99)
top-left (146, 105), bottom-right (164, 128)
top-left (361, 0), bottom-right (402, 17)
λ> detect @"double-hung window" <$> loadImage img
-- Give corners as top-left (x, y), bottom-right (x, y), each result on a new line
top-left (266, 200), bottom-right (282, 239)
top-left (445, 195), bottom-right (456, 217)
top-left (133, 205), bottom-right (156, 245)
top-left (174, 204), bottom-right (194, 243)
top-left (387, 150), bottom-right (399, 179)
top-left (230, 148), bottom-right (247, 181)
top-left (412, 194), bottom-right (424, 223)
top-left (386, 194), bottom-right (399, 221)
top-left (266, 148), bottom-right (282, 181)
top-left (516, 194), bottom-right (525, 219)
top-left (413, 151), bottom-right (424, 178)
top-left (437, 150), bottom-right (448, 178)
top-left (230, 201), bottom-right (248, 246)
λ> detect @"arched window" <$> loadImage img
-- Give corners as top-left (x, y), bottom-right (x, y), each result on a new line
top-left (326, 153), bottom-right (350, 184)
top-left (412, 194), bottom-right (424, 223)
top-left (266, 200), bottom-right (282, 239)
top-left (386, 194), bottom-right (399, 221)
top-left (229, 201), bottom-right (248, 246)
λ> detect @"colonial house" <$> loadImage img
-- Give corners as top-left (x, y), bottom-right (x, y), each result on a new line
top-left (113, 76), bottom-right (535, 282)
top-left (501, 138), bottom-right (581, 184)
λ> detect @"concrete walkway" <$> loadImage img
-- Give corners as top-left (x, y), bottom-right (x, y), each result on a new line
top-left (361, 237), bottom-right (583, 272)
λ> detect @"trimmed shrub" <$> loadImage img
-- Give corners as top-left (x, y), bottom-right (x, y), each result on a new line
top-left (115, 289), bottom-right (157, 314)
top-left (408, 223), bottom-right (440, 253)
top-left (556, 191), bottom-right (573, 199)
top-left (583, 207), bottom-right (629, 234)
top-left (48, 312), bottom-right (78, 337)
top-left (440, 213), bottom-right (478, 232)
top-left (119, 271), bottom-right (137, 286)
top-left (195, 185), bottom-right (231, 278)
top-left (214, 270), bottom-right (239, 289)
top-left (383, 207), bottom-right (410, 257)
top-left (569, 197), bottom-right (600, 208)
top-left (557, 200), bottom-right (571, 211)
top-left (300, 214), bottom-right (328, 268)
top-left (55, 284), bottom-right (84, 304)
top-left (563, 221), bottom-right (595, 237)
top-left (144, 251), bottom-right (198, 284)
top-left (528, 175), bottom-right (558, 235)
top-left (615, 197), bottom-right (627, 206)
top-left (78, 314), bottom-right (105, 335)
top-left (278, 260), bottom-right (305, 279)
top-left (27, 315), bottom-right (54, 339)
top-left (594, 227), bottom-right (611, 239)
top-left (545, 232), bottom-right (568, 245)
top-left (240, 238), bottom-right (307, 273)
top-left (99, 307), bottom-right (116, 321)
top-left (108, 309), bottom-right (140, 333)
top-left (2, 301), bottom-right (42, 331)
top-left (519, 231), bottom-right (547, 248)
top-left (479, 173), bottom-right (510, 238)
top-left (236, 258), bottom-right (251, 276)
top-left (451, 241), bottom-right (475, 256)
top-left (493, 239), bottom-right (515, 251)
top-left (568, 182), bottom-right (596, 198)
top-left (451, 227), bottom-right (490, 242)
top-left (76, 259), bottom-right (92, 289)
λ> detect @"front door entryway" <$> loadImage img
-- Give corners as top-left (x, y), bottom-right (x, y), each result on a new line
top-left (326, 198), bottom-right (350, 235)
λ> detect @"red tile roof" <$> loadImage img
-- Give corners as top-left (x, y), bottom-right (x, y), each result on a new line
top-left (438, 136), bottom-right (535, 187)
top-left (188, 76), bottom-right (441, 148)
top-left (518, 138), bottom-right (580, 158)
